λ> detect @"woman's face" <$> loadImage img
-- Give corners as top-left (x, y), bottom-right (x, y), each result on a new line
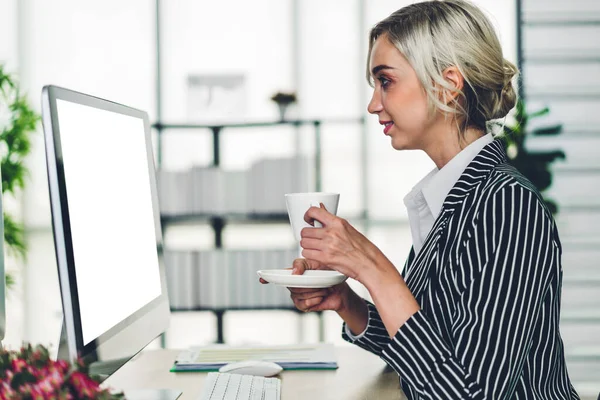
top-left (367, 35), bottom-right (434, 151)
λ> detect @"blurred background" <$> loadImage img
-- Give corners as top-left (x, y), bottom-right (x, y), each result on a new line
top-left (0, 0), bottom-right (598, 396)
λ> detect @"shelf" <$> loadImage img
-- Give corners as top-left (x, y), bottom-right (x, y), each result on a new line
top-left (161, 212), bottom-right (375, 226)
top-left (552, 165), bottom-right (600, 174)
top-left (161, 212), bottom-right (289, 225)
top-left (561, 236), bottom-right (600, 248)
top-left (523, 51), bottom-right (600, 65)
top-left (525, 86), bottom-right (600, 99)
top-left (524, 121), bottom-right (600, 137)
top-left (563, 274), bottom-right (600, 286)
top-left (153, 117), bottom-right (364, 131)
top-left (523, 12), bottom-right (600, 26)
top-left (562, 309), bottom-right (600, 324)
top-left (556, 205), bottom-right (600, 214)
top-left (566, 346), bottom-right (600, 361)
top-left (552, 127), bottom-right (600, 137)
top-left (170, 305), bottom-right (301, 313)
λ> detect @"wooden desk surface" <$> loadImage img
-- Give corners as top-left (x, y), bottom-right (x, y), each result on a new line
top-left (103, 346), bottom-right (407, 400)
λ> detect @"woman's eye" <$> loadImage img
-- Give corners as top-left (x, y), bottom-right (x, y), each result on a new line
top-left (378, 76), bottom-right (390, 88)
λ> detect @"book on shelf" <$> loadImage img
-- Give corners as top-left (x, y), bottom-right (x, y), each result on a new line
top-left (171, 342), bottom-right (338, 372)
top-left (164, 248), bottom-right (297, 310)
top-left (157, 155), bottom-right (309, 217)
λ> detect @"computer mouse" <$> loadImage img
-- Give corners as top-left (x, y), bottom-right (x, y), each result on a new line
top-left (218, 360), bottom-right (283, 377)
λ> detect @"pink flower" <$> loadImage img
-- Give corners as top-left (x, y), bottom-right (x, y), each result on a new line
top-left (69, 371), bottom-right (101, 398)
top-left (55, 360), bottom-right (70, 374)
top-left (0, 343), bottom-right (121, 399)
top-left (10, 358), bottom-right (27, 373)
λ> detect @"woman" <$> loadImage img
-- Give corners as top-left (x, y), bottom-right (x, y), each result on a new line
top-left (283, 1), bottom-right (579, 398)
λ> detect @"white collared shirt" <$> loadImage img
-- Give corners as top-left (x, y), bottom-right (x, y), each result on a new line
top-left (404, 133), bottom-right (494, 256)
top-left (344, 133), bottom-right (494, 340)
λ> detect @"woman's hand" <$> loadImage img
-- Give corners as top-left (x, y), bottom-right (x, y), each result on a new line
top-left (259, 257), bottom-right (350, 312)
top-left (300, 204), bottom-right (396, 287)
top-left (259, 257), bottom-right (371, 333)
top-left (287, 258), bottom-right (351, 313)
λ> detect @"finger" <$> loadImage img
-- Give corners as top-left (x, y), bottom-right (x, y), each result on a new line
top-left (310, 202), bottom-right (324, 227)
top-left (303, 205), bottom-right (336, 227)
top-left (291, 289), bottom-right (329, 301)
top-left (306, 303), bottom-right (326, 312)
top-left (301, 248), bottom-right (327, 265)
top-left (289, 287), bottom-right (324, 294)
top-left (292, 258), bottom-right (309, 275)
top-left (294, 296), bottom-right (323, 312)
top-left (259, 278), bottom-right (269, 284)
top-left (299, 237), bottom-right (323, 251)
top-left (300, 226), bottom-right (326, 240)
top-left (304, 296), bottom-right (324, 310)
top-left (292, 258), bottom-right (323, 275)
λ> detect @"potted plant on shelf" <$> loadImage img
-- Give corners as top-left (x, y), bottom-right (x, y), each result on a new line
top-left (270, 91), bottom-right (297, 121)
top-left (0, 64), bottom-right (38, 288)
top-left (499, 99), bottom-right (565, 214)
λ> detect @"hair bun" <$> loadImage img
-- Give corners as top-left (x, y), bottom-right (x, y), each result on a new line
top-left (490, 59), bottom-right (518, 119)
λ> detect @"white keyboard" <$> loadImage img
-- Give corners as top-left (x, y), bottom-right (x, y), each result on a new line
top-left (198, 372), bottom-right (281, 400)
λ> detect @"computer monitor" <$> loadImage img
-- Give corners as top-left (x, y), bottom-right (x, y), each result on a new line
top-left (41, 85), bottom-right (171, 376)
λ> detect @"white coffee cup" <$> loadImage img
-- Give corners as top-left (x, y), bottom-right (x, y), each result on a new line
top-left (285, 192), bottom-right (340, 244)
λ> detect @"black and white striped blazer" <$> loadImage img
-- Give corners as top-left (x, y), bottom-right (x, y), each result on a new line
top-left (343, 139), bottom-right (580, 399)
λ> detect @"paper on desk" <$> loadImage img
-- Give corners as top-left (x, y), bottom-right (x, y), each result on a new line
top-left (171, 342), bottom-right (338, 372)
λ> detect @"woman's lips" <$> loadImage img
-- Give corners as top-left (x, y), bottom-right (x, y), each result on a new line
top-left (383, 122), bottom-right (394, 134)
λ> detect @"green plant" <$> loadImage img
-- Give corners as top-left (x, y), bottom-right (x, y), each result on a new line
top-left (270, 91), bottom-right (297, 121)
top-left (0, 64), bottom-right (39, 287)
top-left (499, 99), bottom-right (565, 214)
top-left (270, 91), bottom-right (297, 106)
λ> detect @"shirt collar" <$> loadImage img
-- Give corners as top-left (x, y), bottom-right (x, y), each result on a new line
top-left (421, 133), bottom-right (494, 219)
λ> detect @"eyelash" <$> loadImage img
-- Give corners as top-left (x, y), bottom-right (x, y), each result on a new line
top-left (377, 76), bottom-right (391, 89)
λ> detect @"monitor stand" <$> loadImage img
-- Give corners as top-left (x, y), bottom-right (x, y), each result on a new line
top-left (57, 320), bottom-right (182, 399)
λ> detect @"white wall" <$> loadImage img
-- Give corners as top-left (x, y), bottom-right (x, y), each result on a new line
top-left (0, 0), bottom-right (17, 67)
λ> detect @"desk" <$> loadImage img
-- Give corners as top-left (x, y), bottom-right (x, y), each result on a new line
top-left (103, 346), bottom-right (407, 400)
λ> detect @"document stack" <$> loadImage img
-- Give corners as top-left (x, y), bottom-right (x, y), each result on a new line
top-left (171, 343), bottom-right (338, 372)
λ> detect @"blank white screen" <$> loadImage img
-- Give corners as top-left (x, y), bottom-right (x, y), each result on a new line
top-left (56, 99), bottom-right (162, 346)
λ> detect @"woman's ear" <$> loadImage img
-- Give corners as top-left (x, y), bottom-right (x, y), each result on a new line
top-left (441, 66), bottom-right (464, 105)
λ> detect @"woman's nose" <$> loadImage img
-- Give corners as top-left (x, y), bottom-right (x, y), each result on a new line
top-left (367, 90), bottom-right (382, 114)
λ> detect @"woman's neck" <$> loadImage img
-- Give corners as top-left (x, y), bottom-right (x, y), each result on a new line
top-left (424, 126), bottom-right (486, 170)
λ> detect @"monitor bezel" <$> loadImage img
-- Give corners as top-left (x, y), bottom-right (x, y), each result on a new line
top-left (41, 85), bottom-right (170, 367)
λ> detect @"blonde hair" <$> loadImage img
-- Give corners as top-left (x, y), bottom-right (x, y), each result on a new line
top-left (367, 0), bottom-right (518, 136)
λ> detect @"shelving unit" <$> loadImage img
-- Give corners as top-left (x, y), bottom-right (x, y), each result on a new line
top-left (154, 118), bottom-right (363, 344)
top-left (153, 1), bottom-right (366, 346)
top-left (154, 118), bottom-right (362, 248)
top-left (517, 0), bottom-right (600, 392)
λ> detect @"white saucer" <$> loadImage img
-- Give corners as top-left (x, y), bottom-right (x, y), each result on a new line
top-left (257, 269), bottom-right (348, 288)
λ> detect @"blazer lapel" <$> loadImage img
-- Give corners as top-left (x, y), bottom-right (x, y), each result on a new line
top-left (403, 139), bottom-right (508, 294)
top-left (442, 138), bottom-right (507, 213)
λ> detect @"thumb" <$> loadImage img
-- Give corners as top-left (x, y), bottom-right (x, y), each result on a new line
top-left (292, 258), bottom-right (323, 274)
top-left (292, 258), bottom-right (308, 275)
